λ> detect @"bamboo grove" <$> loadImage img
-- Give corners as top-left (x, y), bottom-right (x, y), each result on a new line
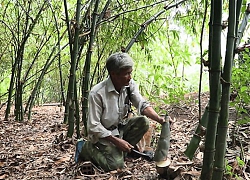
top-left (0, 0), bottom-right (250, 179)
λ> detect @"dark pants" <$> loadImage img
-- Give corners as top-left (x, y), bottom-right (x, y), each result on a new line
top-left (79, 116), bottom-right (149, 172)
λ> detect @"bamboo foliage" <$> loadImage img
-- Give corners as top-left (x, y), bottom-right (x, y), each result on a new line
top-left (124, 0), bottom-right (187, 53)
top-left (49, 2), bottom-right (66, 106)
top-left (4, 1), bottom-right (48, 121)
top-left (212, 1), bottom-right (236, 179)
top-left (0, 0), bottom-right (67, 117)
top-left (0, 1), bottom-right (229, 109)
top-left (200, 0), bottom-right (222, 179)
top-left (25, 43), bottom-right (69, 120)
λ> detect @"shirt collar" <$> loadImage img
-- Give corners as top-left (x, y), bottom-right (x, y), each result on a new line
top-left (106, 77), bottom-right (116, 93)
top-left (106, 77), bottom-right (128, 93)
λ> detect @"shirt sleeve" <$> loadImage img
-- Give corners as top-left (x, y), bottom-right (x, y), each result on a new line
top-left (87, 91), bottom-right (111, 143)
top-left (129, 80), bottom-right (150, 115)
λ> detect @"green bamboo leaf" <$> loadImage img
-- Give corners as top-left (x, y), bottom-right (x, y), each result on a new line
top-left (240, 86), bottom-right (247, 92)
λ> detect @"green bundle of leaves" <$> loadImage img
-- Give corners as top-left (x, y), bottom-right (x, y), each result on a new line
top-left (231, 49), bottom-right (250, 124)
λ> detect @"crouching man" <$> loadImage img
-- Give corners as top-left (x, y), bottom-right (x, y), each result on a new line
top-left (79, 52), bottom-right (165, 172)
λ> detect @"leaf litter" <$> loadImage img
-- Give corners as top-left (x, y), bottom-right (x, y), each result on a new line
top-left (0, 93), bottom-right (249, 180)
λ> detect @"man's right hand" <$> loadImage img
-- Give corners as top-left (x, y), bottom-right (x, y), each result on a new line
top-left (105, 135), bottom-right (134, 152)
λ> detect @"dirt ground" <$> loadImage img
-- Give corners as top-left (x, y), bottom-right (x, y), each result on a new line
top-left (0, 92), bottom-right (250, 180)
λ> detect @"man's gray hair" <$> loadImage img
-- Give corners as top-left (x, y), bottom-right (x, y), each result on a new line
top-left (106, 52), bottom-right (134, 73)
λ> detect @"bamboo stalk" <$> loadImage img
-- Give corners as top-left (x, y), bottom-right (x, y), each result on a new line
top-left (198, 0), bottom-right (208, 121)
top-left (67, 0), bottom-right (82, 137)
top-left (5, 48), bottom-right (17, 120)
top-left (26, 47), bottom-right (60, 120)
top-left (63, 0), bottom-right (73, 55)
top-left (235, 3), bottom-right (250, 49)
top-left (89, 0), bottom-right (112, 88)
top-left (81, 0), bottom-right (100, 136)
top-left (234, 3), bottom-right (250, 63)
top-left (48, 2), bottom-right (66, 106)
top-left (74, 81), bottom-right (80, 139)
top-left (232, 0), bottom-right (242, 62)
top-left (184, 106), bottom-right (209, 160)
top-left (212, 1), bottom-right (236, 179)
top-left (63, 0), bottom-right (73, 124)
top-left (200, 0), bottom-right (223, 179)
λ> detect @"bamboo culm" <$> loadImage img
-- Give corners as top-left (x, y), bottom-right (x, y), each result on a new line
top-left (81, 0), bottom-right (100, 136)
top-left (212, 1), bottom-right (237, 179)
top-left (200, 0), bottom-right (222, 179)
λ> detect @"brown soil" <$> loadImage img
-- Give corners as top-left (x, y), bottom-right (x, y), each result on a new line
top-left (0, 93), bottom-right (249, 180)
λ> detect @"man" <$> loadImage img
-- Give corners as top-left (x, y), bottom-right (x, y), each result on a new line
top-left (79, 52), bottom-right (165, 172)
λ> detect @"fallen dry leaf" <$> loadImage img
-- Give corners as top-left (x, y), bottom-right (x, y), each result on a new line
top-left (54, 155), bottom-right (71, 165)
top-left (0, 174), bottom-right (8, 180)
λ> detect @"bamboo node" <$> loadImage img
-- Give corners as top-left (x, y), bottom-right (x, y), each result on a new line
top-left (246, 3), bottom-right (250, 13)
top-left (208, 69), bottom-right (221, 73)
top-left (212, 22), bottom-right (224, 27)
top-left (227, 35), bottom-right (236, 38)
top-left (218, 125), bottom-right (228, 129)
top-left (220, 77), bottom-right (230, 85)
top-left (205, 149), bottom-right (216, 153)
top-left (208, 108), bottom-right (220, 113)
top-left (140, 23), bottom-right (147, 28)
top-left (213, 166), bottom-right (224, 172)
top-left (193, 133), bottom-right (202, 138)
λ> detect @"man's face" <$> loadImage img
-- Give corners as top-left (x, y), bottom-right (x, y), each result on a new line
top-left (112, 67), bottom-right (133, 88)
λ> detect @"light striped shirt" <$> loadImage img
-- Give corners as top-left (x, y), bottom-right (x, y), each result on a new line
top-left (87, 77), bottom-right (150, 143)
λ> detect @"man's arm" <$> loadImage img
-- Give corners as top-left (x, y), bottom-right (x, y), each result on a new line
top-left (129, 80), bottom-right (165, 123)
top-left (142, 106), bottom-right (165, 124)
top-left (88, 91), bottom-right (112, 142)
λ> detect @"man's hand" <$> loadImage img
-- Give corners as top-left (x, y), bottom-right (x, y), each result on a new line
top-left (157, 116), bottom-right (166, 125)
top-left (105, 135), bottom-right (134, 152)
top-left (114, 138), bottom-right (134, 152)
top-left (142, 106), bottom-right (166, 125)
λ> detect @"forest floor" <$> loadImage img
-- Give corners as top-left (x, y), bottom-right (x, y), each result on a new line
top-left (0, 92), bottom-right (250, 180)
